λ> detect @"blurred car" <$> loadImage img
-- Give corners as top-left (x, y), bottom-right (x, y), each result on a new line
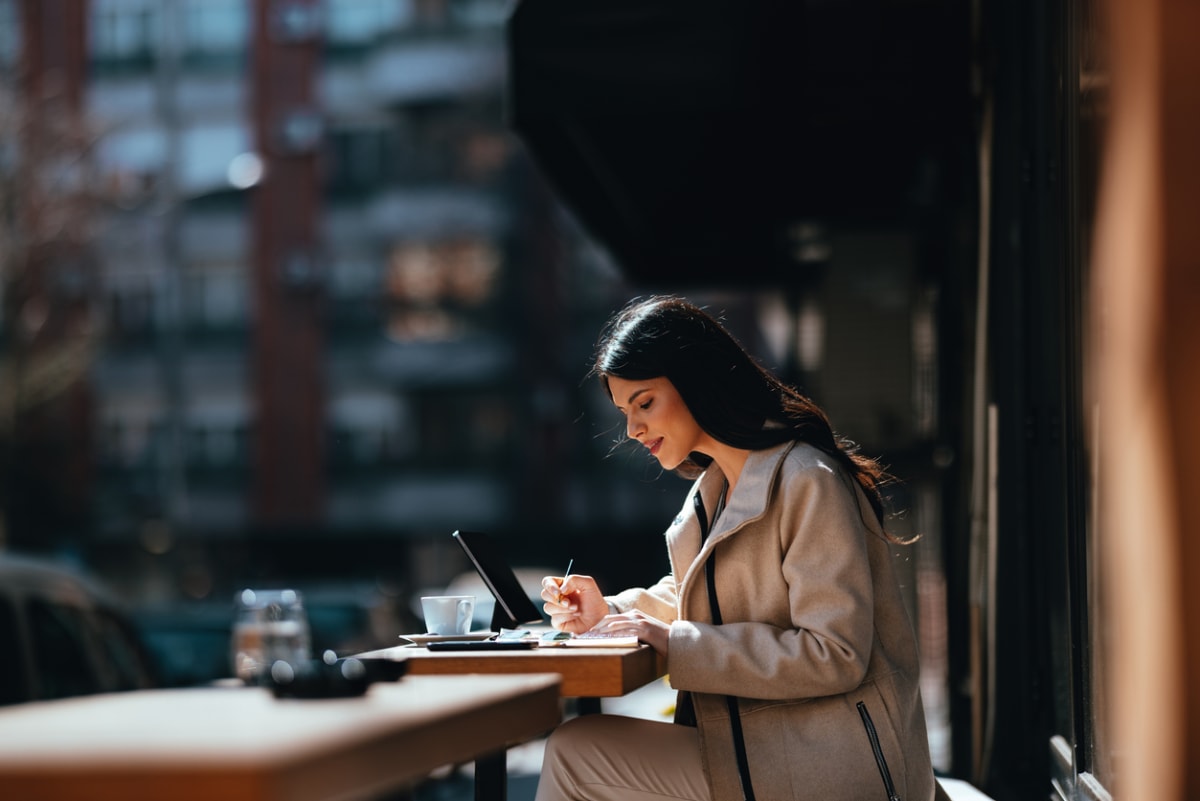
top-left (133, 601), bottom-right (236, 688)
top-left (0, 552), bottom-right (159, 706)
top-left (301, 582), bottom-right (412, 657)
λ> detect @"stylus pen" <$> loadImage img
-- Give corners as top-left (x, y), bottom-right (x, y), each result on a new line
top-left (557, 559), bottom-right (574, 604)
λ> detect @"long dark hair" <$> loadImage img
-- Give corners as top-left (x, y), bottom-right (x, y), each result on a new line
top-left (592, 295), bottom-right (899, 534)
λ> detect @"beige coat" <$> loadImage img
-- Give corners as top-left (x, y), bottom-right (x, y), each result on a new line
top-left (610, 441), bottom-right (938, 801)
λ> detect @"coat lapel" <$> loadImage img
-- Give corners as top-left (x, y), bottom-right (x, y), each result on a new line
top-left (673, 441), bottom-right (797, 607)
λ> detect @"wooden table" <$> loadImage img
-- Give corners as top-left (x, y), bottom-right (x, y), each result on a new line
top-left (357, 643), bottom-right (667, 699)
top-left (354, 642), bottom-right (668, 796)
top-left (0, 674), bottom-right (560, 801)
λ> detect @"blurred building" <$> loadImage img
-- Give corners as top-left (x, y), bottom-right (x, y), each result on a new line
top-left (0, 0), bottom-right (704, 608)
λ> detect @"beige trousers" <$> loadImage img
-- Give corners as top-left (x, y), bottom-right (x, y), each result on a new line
top-left (534, 714), bottom-right (712, 801)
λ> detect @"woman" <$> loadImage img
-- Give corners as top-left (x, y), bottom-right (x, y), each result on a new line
top-left (536, 296), bottom-right (944, 801)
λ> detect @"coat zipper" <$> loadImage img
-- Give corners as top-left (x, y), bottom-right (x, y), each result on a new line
top-left (857, 701), bottom-right (901, 801)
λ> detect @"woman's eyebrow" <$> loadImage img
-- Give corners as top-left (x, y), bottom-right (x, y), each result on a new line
top-left (615, 387), bottom-right (649, 413)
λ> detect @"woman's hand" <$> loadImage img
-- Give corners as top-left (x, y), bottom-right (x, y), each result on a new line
top-left (588, 610), bottom-right (671, 656)
top-left (540, 573), bottom-right (608, 633)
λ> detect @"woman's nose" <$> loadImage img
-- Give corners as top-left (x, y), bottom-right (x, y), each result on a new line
top-left (626, 413), bottom-right (644, 441)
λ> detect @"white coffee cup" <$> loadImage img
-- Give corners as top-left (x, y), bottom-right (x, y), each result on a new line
top-left (421, 595), bottom-right (475, 636)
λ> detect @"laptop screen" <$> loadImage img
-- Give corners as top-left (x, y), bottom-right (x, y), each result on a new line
top-left (451, 530), bottom-right (545, 629)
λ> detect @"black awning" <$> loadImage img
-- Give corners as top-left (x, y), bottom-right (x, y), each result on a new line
top-left (507, 0), bottom-right (970, 287)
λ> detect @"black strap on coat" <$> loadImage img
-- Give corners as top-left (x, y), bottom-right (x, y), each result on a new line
top-left (694, 490), bottom-right (757, 801)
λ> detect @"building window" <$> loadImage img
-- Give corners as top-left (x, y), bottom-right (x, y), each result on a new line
top-left (99, 398), bottom-right (163, 469)
top-left (448, 0), bottom-right (514, 30)
top-left (106, 278), bottom-right (161, 342)
top-left (183, 0), bottom-right (247, 67)
top-left (325, 126), bottom-right (398, 195)
top-left (328, 390), bottom-right (414, 467)
top-left (413, 389), bottom-right (512, 467)
top-left (0, 0), bottom-right (18, 73)
top-left (324, 0), bottom-right (416, 45)
top-left (182, 261), bottom-right (249, 332)
top-left (383, 237), bottom-right (501, 342)
top-left (89, 0), bottom-right (158, 71)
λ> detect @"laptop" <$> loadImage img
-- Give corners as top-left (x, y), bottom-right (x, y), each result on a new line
top-left (442, 529), bottom-right (639, 650)
top-left (451, 530), bottom-right (545, 631)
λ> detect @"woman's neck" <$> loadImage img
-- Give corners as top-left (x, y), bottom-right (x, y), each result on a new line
top-left (703, 441), bottom-right (751, 500)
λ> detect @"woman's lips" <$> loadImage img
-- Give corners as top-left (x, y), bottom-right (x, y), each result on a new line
top-left (646, 437), bottom-right (663, 456)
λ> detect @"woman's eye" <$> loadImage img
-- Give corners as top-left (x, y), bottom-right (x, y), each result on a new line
top-left (639, 400), bottom-right (652, 411)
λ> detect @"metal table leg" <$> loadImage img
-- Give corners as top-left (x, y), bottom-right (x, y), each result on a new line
top-left (475, 750), bottom-right (507, 801)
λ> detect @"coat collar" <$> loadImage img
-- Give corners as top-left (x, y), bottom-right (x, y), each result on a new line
top-left (694, 440), bottom-right (797, 543)
top-left (672, 441), bottom-right (797, 610)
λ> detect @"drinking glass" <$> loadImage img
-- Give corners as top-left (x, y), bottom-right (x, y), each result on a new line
top-left (231, 588), bottom-right (312, 683)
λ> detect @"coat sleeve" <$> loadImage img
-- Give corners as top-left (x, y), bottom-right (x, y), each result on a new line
top-left (667, 462), bottom-right (877, 700)
top-left (608, 576), bottom-right (680, 623)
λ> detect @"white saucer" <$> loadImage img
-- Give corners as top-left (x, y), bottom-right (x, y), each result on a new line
top-left (399, 632), bottom-right (495, 645)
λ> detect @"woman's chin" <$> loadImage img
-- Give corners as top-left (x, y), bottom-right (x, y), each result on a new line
top-left (656, 454), bottom-right (682, 471)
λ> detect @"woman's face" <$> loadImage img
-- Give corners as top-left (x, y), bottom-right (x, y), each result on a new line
top-left (606, 375), bottom-right (714, 470)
